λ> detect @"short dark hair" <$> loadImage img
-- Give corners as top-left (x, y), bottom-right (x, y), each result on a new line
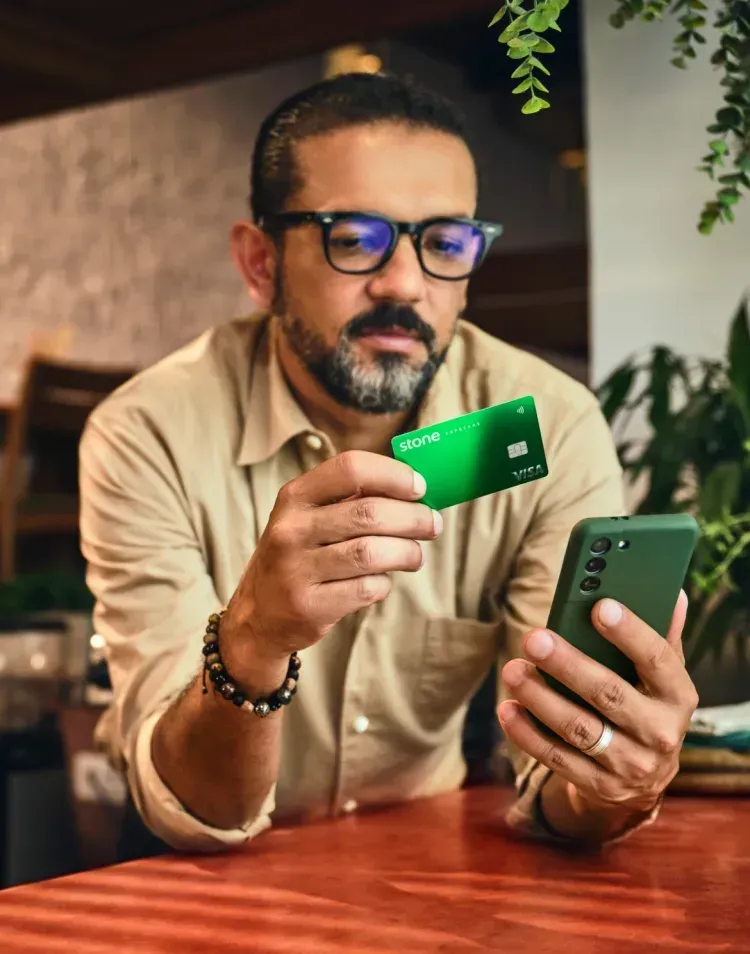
top-left (250, 72), bottom-right (472, 224)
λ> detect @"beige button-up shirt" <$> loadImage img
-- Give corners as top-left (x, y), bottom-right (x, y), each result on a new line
top-left (79, 315), bottom-right (628, 852)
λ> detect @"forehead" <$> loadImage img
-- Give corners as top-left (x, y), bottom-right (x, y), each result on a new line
top-left (290, 122), bottom-right (477, 220)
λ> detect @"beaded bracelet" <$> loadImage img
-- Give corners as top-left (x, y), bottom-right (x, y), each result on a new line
top-left (201, 611), bottom-right (300, 718)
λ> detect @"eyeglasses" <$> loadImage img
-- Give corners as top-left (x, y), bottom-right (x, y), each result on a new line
top-left (259, 211), bottom-right (503, 281)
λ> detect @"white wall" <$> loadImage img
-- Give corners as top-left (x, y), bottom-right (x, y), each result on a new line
top-left (584, 0), bottom-right (750, 385)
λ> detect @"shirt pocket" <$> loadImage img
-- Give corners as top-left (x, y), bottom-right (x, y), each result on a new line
top-left (413, 616), bottom-right (500, 733)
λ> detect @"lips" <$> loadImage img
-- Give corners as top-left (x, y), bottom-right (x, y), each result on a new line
top-left (360, 326), bottom-right (420, 339)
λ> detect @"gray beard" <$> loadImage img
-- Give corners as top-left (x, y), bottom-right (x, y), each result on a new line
top-left (279, 313), bottom-right (450, 414)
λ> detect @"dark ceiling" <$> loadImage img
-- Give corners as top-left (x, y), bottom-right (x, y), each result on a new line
top-left (0, 0), bottom-right (498, 126)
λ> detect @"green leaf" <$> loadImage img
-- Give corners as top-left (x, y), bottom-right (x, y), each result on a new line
top-left (489, 4), bottom-right (508, 27)
top-left (717, 106), bottom-right (743, 126)
top-left (499, 17), bottom-right (527, 42)
top-left (507, 46), bottom-right (529, 58)
top-left (728, 297), bottom-right (750, 433)
top-left (686, 590), bottom-right (744, 671)
top-left (648, 346), bottom-right (674, 430)
top-left (533, 37), bottom-right (555, 53)
top-left (513, 78), bottom-right (532, 93)
top-left (549, 20), bottom-right (562, 31)
top-left (531, 76), bottom-right (550, 93)
top-left (522, 97), bottom-right (544, 115)
top-left (518, 32), bottom-right (540, 46)
top-left (709, 139), bottom-right (728, 154)
top-left (511, 62), bottom-right (531, 77)
top-left (527, 10), bottom-right (552, 31)
top-left (719, 187), bottom-right (741, 205)
top-left (528, 55), bottom-right (551, 74)
top-left (671, 57), bottom-right (687, 68)
top-left (598, 364), bottom-right (636, 423)
top-left (508, 37), bottom-right (529, 49)
top-left (699, 462), bottom-right (742, 521)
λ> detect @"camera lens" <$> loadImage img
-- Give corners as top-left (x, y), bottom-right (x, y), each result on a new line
top-left (618, 540), bottom-right (630, 550)
top-left (585, 557), bottom-right (607, 574)
top-left (580, 576), bottom-right (601, 593)
top-left (590, 537), bottom-right (612, 555)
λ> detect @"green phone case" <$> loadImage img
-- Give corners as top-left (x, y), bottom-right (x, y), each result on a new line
top-left (539, 513), bottom-right (700, 719)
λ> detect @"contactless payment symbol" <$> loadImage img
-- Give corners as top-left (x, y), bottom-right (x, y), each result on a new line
top-left (507, 441), bottom-right (528, 459)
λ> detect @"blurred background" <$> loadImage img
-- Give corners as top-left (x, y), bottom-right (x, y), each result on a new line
top-left (0, 0), bottom-right (748, 887)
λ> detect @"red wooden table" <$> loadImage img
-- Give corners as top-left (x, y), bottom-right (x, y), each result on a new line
top-left (0, 787), bottom-right (747, 953)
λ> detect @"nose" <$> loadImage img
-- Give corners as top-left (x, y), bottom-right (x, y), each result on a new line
top-left (366, 235), bottom-right (426, 304)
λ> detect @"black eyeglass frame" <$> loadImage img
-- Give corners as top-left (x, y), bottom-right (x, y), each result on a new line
top-left (258, 211), bottom-right (503, 280)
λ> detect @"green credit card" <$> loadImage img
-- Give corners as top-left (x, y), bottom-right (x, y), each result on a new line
top-left (391, 395), bottom-right (548, 510)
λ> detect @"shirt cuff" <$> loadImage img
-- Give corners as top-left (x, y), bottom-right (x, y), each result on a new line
top-left (505, 760), bottom-right (664, 847)
top-left (128, 706), bottom-right (275, 853)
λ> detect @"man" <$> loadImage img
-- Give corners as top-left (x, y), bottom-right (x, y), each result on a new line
top-left (79, 73), bottom-right (698, 856)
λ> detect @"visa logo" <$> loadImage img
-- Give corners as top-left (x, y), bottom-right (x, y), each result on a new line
top-left (513, 465), bottom-right (545, 482)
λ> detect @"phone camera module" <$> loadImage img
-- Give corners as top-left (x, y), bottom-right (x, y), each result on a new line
top-left (618, 540), bottom-right (630, 550)
top-left (590, 537), bottom-right (612, 555)
top-left (584, 557), bottom-right (607, 574)
top-left (580, 576), bottom-right (602, 593)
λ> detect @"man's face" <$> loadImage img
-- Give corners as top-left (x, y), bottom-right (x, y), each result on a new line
top-left (273, 122), bottom-right (478, 414)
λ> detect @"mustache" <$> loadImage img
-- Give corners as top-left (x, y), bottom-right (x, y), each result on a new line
top-left (343, 304), bottom-right (436, 350)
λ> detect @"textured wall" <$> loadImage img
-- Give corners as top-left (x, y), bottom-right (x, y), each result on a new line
top-left (0, 57), bottom-right (323, 404)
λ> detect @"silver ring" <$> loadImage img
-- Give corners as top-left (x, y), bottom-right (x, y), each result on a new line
top-left (582, 720), bottom-right (614, 758)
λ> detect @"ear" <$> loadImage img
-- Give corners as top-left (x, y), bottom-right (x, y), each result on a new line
top-left (230, 221), bottom-right (278, 310)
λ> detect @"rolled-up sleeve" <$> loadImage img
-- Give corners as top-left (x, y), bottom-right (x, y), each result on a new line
top-left (496, 397), bottom-right (660, 844)
top-left (79, 405), bottom-right (273, 851)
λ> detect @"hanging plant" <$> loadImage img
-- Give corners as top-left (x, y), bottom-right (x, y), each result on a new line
top-left (489, 0), bottom-right (750, 234)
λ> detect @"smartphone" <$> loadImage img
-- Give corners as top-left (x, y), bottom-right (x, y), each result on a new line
top-left (537, 513), bottom-right (699, 722)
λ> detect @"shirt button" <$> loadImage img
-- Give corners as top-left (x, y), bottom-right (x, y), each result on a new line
top-left (305, 433), bottom-right (323, 451)
top-left (352, 715), bottom-right (369, 734)
top-left (342, 799), bottom-right (358, 813)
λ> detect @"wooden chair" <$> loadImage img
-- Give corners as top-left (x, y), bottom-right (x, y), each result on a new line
top-left (0, 357), bottom-right (134, 581)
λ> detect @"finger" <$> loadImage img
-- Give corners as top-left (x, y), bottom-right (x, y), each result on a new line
top-left (496, 700), bottom-right (611, 795)
top-left (501, 659), bottom-right (654, 776)
top-left (592, 599), bottom-right (694, 704)
top-left (312, 574), bottom-right (392, 620)
top-left (665, 589), bottom-right (688, 662)
top-left (283, 450), bottom-right (426, 507)
top-left (313, 536), bottom-right (424, 582)
top-left (520, 626), bottom-right (651, 740)
top-left (309, 497), bottom-right (441, 546)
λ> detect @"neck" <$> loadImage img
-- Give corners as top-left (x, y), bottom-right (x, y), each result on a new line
top-left (274, 321), bottom-right (414, 456)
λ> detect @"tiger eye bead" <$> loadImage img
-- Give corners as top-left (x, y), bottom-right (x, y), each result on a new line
top-left (203, 631), bottom-right (218, 644)
top-left (208, 614), bottom-right (222, 627)
top-left (205, 653), bottom-right (221, 668)
top-left (283, 678), bottom-right (297, 693)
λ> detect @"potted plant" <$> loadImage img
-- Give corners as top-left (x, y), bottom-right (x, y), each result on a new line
top-left (596, 297), bottom-right (750, 683)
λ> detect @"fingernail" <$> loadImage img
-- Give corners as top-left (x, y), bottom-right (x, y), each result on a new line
top-left (599, 598), bottom-right (623, 627)
top-left (432, 509), bottom-right (443, 536)
top-left (497, 703), bottom-right (516, 726)
top-left (502, 661), bottom-right (526, 688)
top-left (413, 470), bottom-right (427, 497)
top-left (526, 629), bottom-right (554, 660)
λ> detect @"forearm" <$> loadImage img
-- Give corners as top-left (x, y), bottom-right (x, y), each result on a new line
top-left (152, 648), bottom-right (288, 831)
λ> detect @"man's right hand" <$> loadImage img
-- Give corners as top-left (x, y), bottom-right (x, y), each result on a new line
top-left (222, 450), bottom-right (442, 681)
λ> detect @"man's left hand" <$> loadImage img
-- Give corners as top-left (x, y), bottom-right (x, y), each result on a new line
top-left (497, 591), bottom-right (699, 822)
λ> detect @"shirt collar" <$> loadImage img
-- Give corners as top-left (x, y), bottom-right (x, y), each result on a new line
top-left (237, 318), bottom-right (314, 467)
top-left (237, 316), bottom-right (465, 467)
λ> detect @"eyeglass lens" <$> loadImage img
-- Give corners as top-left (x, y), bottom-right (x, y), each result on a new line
top-left (326, 215), bottom-right (485, 278)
